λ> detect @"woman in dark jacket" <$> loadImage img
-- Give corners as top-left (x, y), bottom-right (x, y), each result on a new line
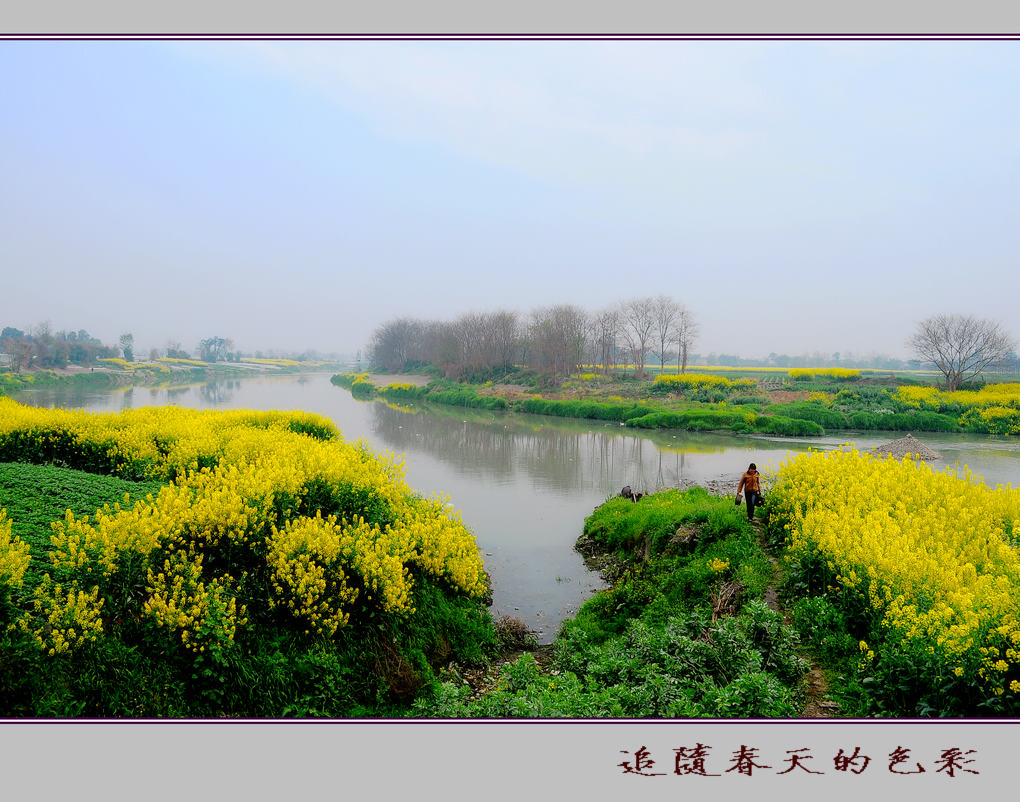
top-left (736, 463), bottom-right (762, 520)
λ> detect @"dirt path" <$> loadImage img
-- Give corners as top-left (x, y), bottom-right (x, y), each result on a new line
top-left (751, 518), bottom-right (838, 718)
top-left (451, 493), bottom-right (840, 717)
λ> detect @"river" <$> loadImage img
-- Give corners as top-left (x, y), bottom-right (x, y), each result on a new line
top-left (9, 372), bottom-right (1020, 643)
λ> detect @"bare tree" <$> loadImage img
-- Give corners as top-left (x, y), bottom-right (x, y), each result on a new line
top-left (651, 295), bottom-right (681, 369)
top-left (454, 312), bottom-right (487, 375)
top-left (620, 297), bottom-right (656, 377)
top-left (421, 319), bottom-right (461, 377)
top-left (487, 309), bottom-right (521, 377)
top-left (674, 305), bottom-right (699, 373)
top-left (908, 313), bottom-right (1015, 391)
top-left (526, 304), bottom-right (588, 381)
top-left (368, 317), bottom-right (424, 372)
top-left (591, 307), bottom-right (620, 376)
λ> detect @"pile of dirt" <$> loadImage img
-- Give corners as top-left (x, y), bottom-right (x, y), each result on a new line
top-left (871, 433), bottom-right (941, 461)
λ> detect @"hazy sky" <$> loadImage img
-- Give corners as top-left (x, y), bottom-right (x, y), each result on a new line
top-left (2, 40), bottom-right (1017, 360)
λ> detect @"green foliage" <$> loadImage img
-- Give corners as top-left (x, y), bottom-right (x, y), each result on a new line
top-left (583, 488), bottom-right (744, 556)
top-left (119, 333), bottom-right (134, 364)
top-left (330, 373), bottom-right (358, 390)
top-left (728, 393), bottom-right (768, 408)
top-left (625, 408), bottom-right (741, 431)
top-left (846, 410), bottom-right (959, 432)
top-left (0, 459), bottom-right (498, 717)
top-left (782, 563), bottom-right (1007, 716)
top-left (753, 415), bottom-right (825, 436)
top-left (410, 486), bottom-right (806, 719)
top-left (424, 386), bottom-right (507, 410)
top-left (414, 602), bottom-right (805, 718)
top-left (518, 398), bottom-right (653, 421)
top-left (789, 596), bottom-right (861, 662)
top-left (330, 372), bottom-right (381, 399)
top-left (832, 386), bottom-right (904, 410)
top-left (959, 406), bottom-right (1020, 435)
top-left (351, 379), bottom-right (377, 399)
top-left (377, 383), bottom-right (428, 402)
top-left (626, 408), bottom-right (824, 436)
top-left (765, 401), bottom-right (849, 429)
top-left (0, 462), bottom-right (164, 590)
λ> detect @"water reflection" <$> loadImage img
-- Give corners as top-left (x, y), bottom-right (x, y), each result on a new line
top-left (166, 386), bottom-right (192, 403)
top-left (200, 379), bottom-right (238, 406)
top-left (369, 399), bottom-right (800, 497)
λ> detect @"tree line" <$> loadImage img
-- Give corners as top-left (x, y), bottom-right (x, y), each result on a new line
top-left (0, 324), bottom-right (246, 371)
top-left (0, 324), bottom-right (116, 371)
top-left (367, 297), bottom-right (699, 382)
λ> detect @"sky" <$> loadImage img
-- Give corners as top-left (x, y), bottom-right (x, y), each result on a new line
top-left (1, 40), bottom-right (1017, 360)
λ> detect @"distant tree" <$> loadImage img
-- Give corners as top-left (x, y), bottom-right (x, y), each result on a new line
top-left (908, 313), bottom-right (1016, 391)
top-left (996, 350), bottom-right (1020, 374)
top-left (673, 305), bottom-right (699, 374)
top-left (199, 337), bottom-right (233, 363)
top-left (486, 310), bottom-right (521, 377)
top-left (526, 305), bottom-right (587, 380)
top-left (368, 318), bottom-right (425, 373)
top-left (620, 297), bottom-right (656, 377)
top-left (592, 308), bottom-right (621, 376)
top-left (651, 295), bottom-right (682, 369)
top-left (9, 337), bottom-right (34, 372)
top-left (166, 340), bottom-right (190, 359)
top-left (119, 333), bottom-right (134, 363)
top-left (421, 320), bottom-right (461, 377)
top-left (0, 328), bottom-right (26, 370)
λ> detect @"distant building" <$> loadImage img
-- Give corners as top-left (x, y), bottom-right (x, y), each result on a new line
top-left (0, 353), bottom-right (12, 367)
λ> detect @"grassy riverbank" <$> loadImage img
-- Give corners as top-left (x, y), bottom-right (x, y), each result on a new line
top-left (0, 399), bottom-right (497, 717)
top-left (411, 488), bottom-right (810, 718)
top-left (413, 449), bottom-right (1020, 719)
top-left (333, 369), bottom-right (1020, 436)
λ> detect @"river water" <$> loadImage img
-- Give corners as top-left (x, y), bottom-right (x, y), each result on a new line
top-left (10, 373), bottom-right (1020, 643)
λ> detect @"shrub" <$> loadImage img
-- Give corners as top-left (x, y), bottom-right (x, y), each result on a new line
top-left (425, 387), bottom-right (507, 410)
top-left (847, 411), bottom-right (958, 432)
top-left (350, 378), bottom-right (376, 399)
top-left (766, 401), bottom-right (849, 429)
top-left (960, 406), bottom-right (1020, 435)
top-left (330, 373), bottom-right (363, 390)
top-left (378, 383), bottom-right (428, 402)
top-left (625, 408), bottom-right (824, 436)
top-left (519, 398), bottom-right (652, 421)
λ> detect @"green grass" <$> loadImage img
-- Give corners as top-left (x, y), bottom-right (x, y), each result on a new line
top-left (0, 460), bottom-right (500, 717)
top-left (0, 462), bottom-right (165, 588)
top-left (410, 487), bottom-right (807, 718)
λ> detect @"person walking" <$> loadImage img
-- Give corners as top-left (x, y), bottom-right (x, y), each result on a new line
top-left (736, 462), bottom-right (762, 521)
